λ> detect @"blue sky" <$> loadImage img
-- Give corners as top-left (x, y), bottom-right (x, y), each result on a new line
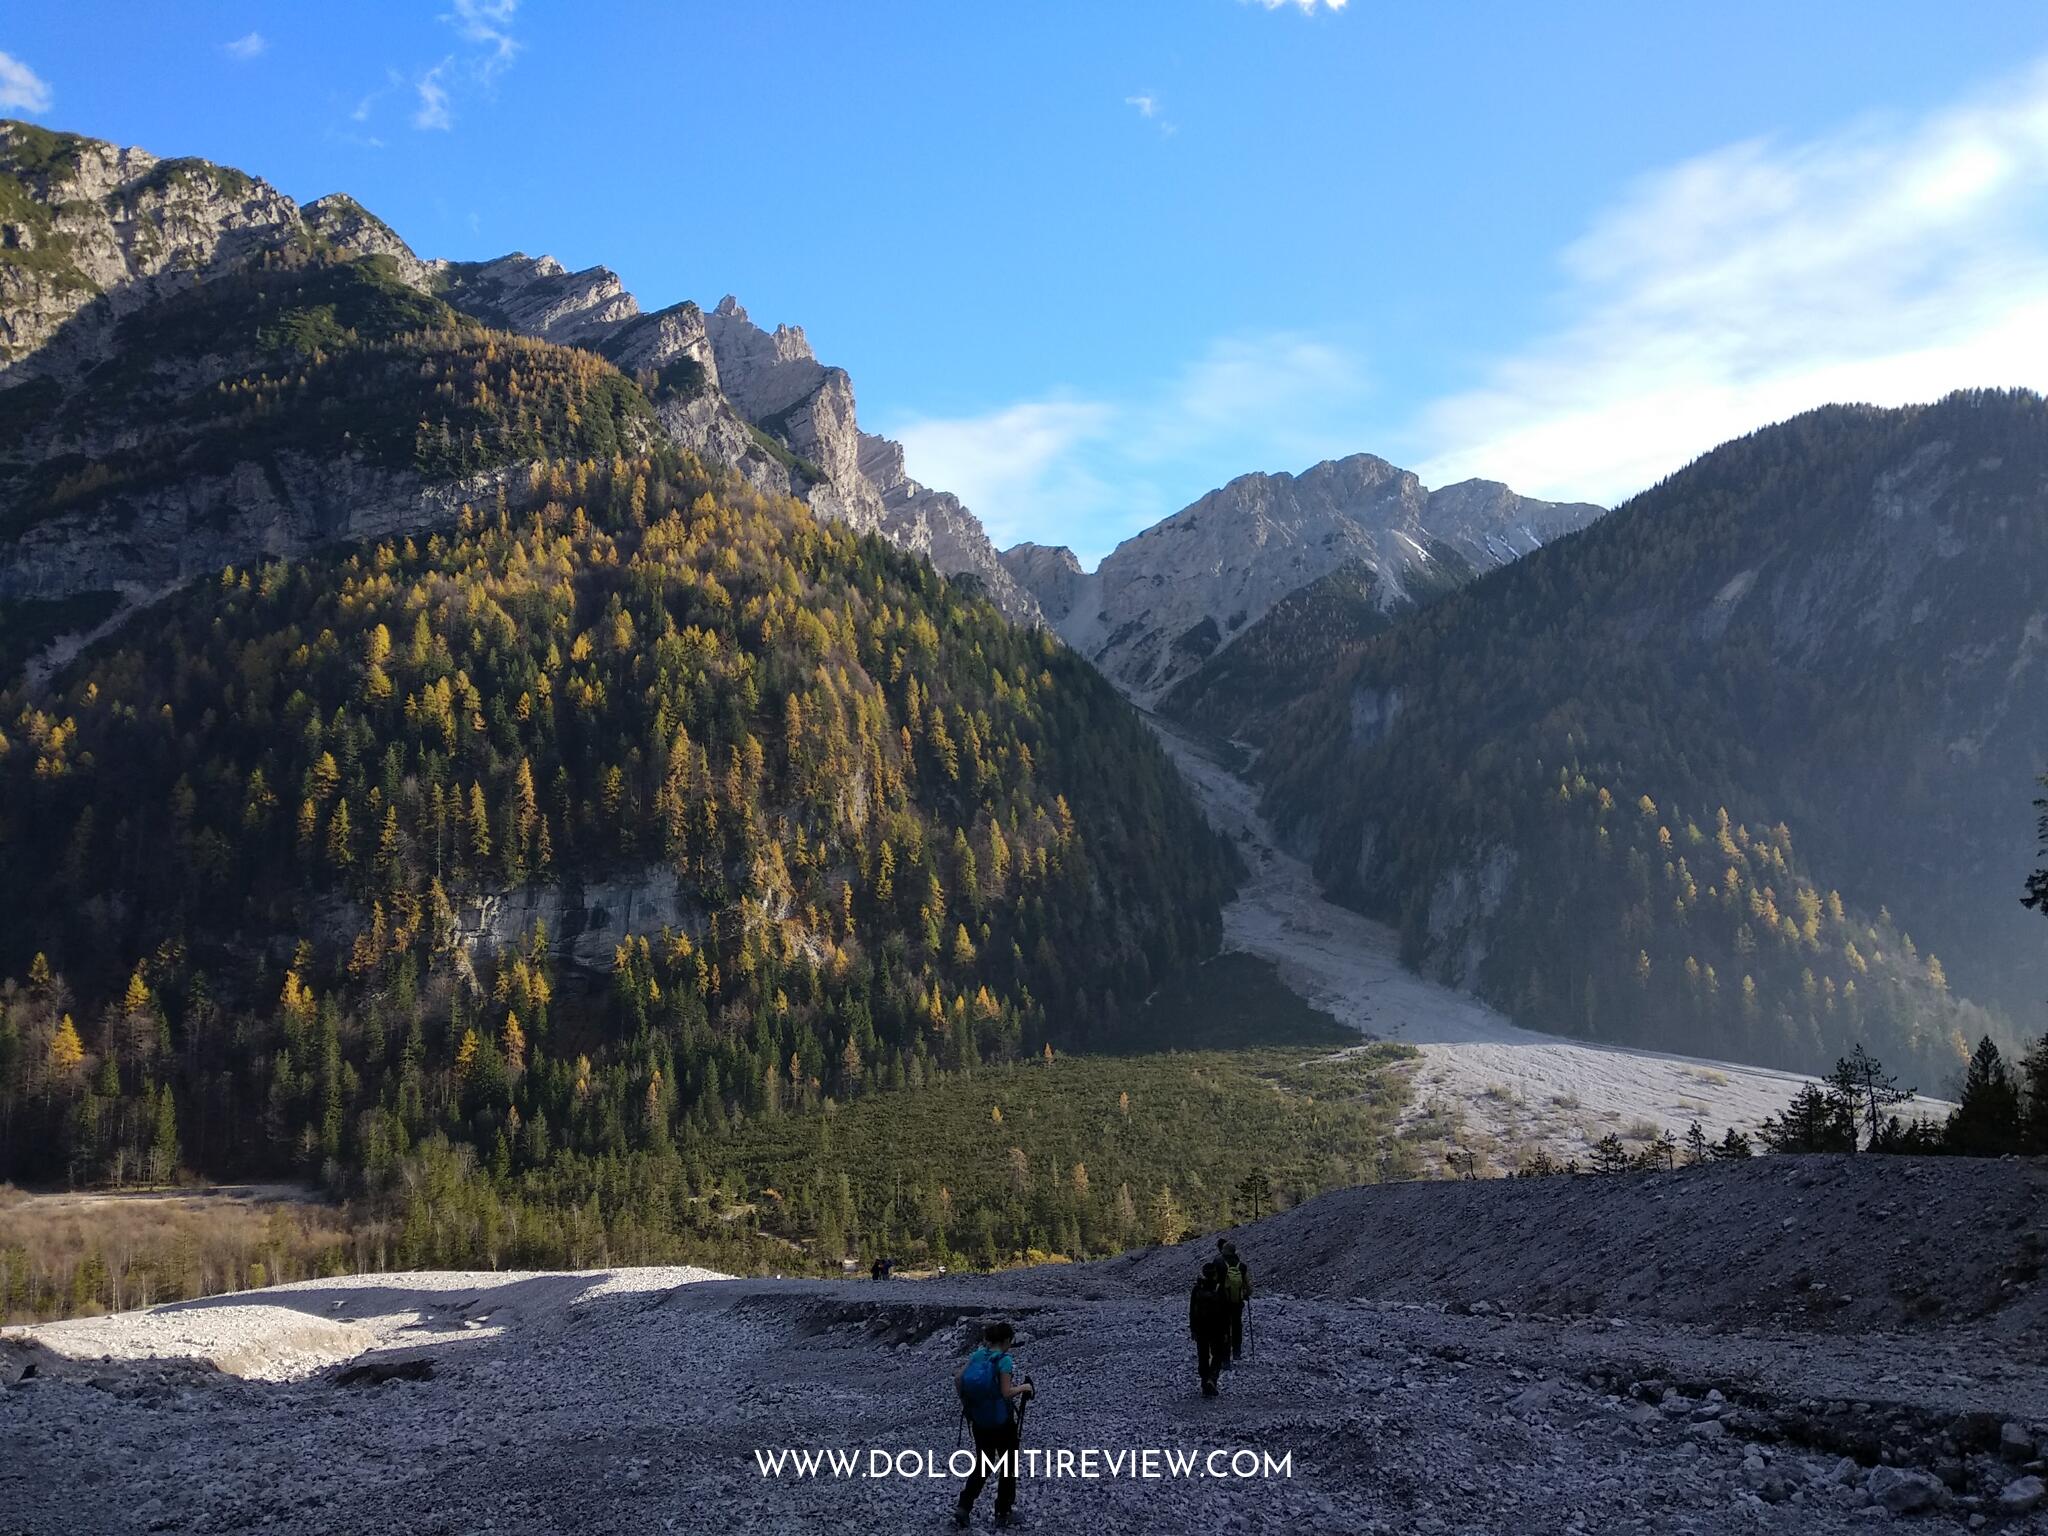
top-left (7, 2), bottom-right (2048, 563)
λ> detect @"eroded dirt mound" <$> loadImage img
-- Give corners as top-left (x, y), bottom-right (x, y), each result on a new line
top-left (1015, 1156), bottom-right (2048, 1345)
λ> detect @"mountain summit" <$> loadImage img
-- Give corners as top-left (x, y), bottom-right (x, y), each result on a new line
top-left (1000, 452), bottom-right (1601, 701)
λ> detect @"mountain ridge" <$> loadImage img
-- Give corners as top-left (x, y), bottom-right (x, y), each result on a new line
top-left (1000, 450), bottom-right (1602, 703)
top-left (0, 119), bottom-right (1039, 664)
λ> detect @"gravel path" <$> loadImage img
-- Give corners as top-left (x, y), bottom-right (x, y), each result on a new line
top-left (6, 1255), bottom-right (2046, 1534)
top-left (1150, 721), bottom-right (1950, 1167)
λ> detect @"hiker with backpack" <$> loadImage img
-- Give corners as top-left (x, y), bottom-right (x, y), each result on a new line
top-left (1188, 1260), bottom-right (1232, 1397)
top-left (954, 1320), bottom-right (1033, 1528)
top-left (1217, 1240), bottom-right (1252, 1364)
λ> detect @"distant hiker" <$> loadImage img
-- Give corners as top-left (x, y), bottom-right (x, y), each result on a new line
top-left (871, 1256), bottom-right (894, 1282)
top-left (954, 1320), bottom-right (1033, 1528)
top-left (1217, 1240), bottom-right (1252, 1363)
top-left (1189, 1261), bottom-right (1232, 1396)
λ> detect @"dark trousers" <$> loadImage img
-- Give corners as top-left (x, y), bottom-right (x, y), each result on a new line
top-left (1195, 1330), bottom-right (1229, 1388)
top-left (958, 1417), bottom-right (1020, 1516)
top-left (1227, 1302), bottom-right (1245, 1360)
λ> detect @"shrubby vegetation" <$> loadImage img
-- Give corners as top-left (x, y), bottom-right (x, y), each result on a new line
top-left (0, 1186), bottom-right (362, 1323)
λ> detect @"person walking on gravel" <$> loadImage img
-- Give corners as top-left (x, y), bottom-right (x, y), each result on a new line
top-left (954, 1320), bottom-right (1033, 1528)
top-left (1189, 1261), bottom-right (1232, 1396)
top-left (1217, 1240), bottom-right (1252, 1365)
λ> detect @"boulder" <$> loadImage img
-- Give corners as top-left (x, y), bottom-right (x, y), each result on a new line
top-left (1998, 1476), bottom-right (2045, 1516)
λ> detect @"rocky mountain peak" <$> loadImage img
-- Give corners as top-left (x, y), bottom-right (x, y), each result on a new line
top-left (432, 252), bottom-right (640, 348)
top-left (1002, 451), bottom-right (1603, 702)
top-left (0, 122), bottom-right (1045, 643)
top-left (1, 120), bottom-right (306, 372)
top-left (299, 193), bottom-right (433, 289)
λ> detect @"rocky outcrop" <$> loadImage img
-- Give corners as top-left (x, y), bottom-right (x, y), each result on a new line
top-left (452, 867), bottom-right (705, 975)
top-left (700, 297), bottom-right (884, 526)
top-left (1011, 453), bottom-right (1601, 702)
top-left (858, 434), bottom-right (1040, 621)
top-left (300, 195), bottom-right (434, 289)
top-left (0, 122), bottom-right (306, 372)
top-left (0, 120), bottom-right (1046, 665)
top-left (995, 543), bottom-right (1084, 624)
top-left (414, 273), bottom-right (1036, 618)
top-left (432, 253), bottom-right (640, 348)
top-left (0, 455), bottom-right (518, 605)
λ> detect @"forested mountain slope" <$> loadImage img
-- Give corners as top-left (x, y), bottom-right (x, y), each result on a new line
top-left (1160, 552), bottom-right (1473, 743)
top-left (0, 447), bottom-right (1236, 1245)
top-left (0, 121), bottom-right (1239, 1261)
top-left (1260, 391), bottom-right (2048, 1080)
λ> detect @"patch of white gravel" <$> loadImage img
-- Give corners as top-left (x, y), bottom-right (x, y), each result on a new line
top-left (4, 1265), bottom-right (726, 1381)
top-left (1149, 721), bottom-right (1948, 1169)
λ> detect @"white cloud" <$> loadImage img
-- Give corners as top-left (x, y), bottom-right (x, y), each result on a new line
top-left (1124, 91), bottom-right (1176, 138)
top-left (0, 50), bottom-right (53, 114)
top-left (378, 0), bottom-right (517, 134)
top-left (887, 332), bottom-right (1372, 565)
top-left (224, 32), bottom-right (266, 61)
top-left (413, 62), bottom-right (453, 130)
top-left (894, 401), bottom-right (1118, 552)
top-left (1409, 55), bottom-right (2048, 506)
top-left (444, 0), bottom-right (520, 79)
top-left (1244, 0), bottom-right (1348, 12)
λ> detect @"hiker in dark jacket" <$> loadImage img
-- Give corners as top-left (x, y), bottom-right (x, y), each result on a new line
top-left (1217, 1240), bottom-right (1252, 1363)
top-left (955, 1320), bottom-right (1034, 1528)
top-left (1189, 1261), bottom-right (1232, 1396)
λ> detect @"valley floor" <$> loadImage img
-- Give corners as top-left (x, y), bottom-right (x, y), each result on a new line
top-left (6, 1158), bottom-right (2047, 1535)
top-left (1149, 721), bottom-right (1950, 1170)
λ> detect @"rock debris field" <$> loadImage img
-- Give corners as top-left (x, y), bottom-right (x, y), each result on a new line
top-left (5, 1156), bottom-right (2048, 1534)
top-left (1149, 722), bottom-right (1953, 1169)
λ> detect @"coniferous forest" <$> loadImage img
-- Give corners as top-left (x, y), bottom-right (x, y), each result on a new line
top-left (0, 441), bottom-right (1255, 1293)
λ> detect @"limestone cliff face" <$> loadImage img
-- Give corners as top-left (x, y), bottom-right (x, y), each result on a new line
top-left (0, 122), bottom-right (307, 372)
top-left (994, 543), bottom-right (1084, 624)
top-left (1001, 455), bottom-right (1602, 702)
top-left (405, 271), bottom-right (1038, 619)
top-left (2, 457), bottom-right (517, 606)
top-left (694, 297), bottom-right (1040, 621)
top-left (0, 119), bottom-right (1045, 658)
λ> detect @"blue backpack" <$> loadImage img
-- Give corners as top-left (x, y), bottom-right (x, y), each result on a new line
top-left (957, 1347), bottom-right (1010, 1428)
